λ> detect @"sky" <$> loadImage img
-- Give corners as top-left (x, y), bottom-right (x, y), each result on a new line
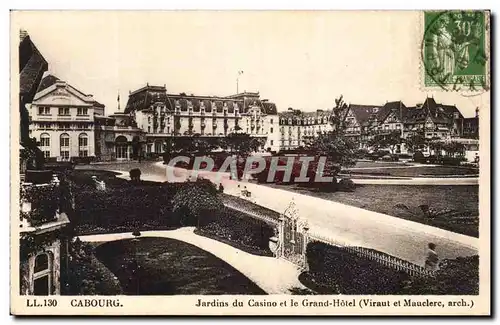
top-left (13, 11), bottom-right (489, 117)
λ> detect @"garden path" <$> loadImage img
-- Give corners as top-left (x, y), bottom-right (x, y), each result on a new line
top-left (78, 227), bottom-right (306, 294)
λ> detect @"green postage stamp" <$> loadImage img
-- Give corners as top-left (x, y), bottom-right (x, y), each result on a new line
top-left (422, 10), bottom-right (490, 92)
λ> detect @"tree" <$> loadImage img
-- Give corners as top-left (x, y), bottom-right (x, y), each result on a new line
top-left (368, 130), bottom-right (402, 154)
top-left (444, 141), bottom-right (465, 157)
top-left (171, 179), bottom-right (223, 227)
top-left (304, 130), bottom-right (357, 169)
top-left (404, 132), bottom-right (427, 153)
top-left (192, 137), bottom-right (216, 156)
top-left (225, 132), bottom-right (253, 158)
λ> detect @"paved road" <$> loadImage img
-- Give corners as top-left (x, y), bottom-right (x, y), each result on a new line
top-left (79, 227), bottom-right (305, 294)
top-left (79, 162), bottom-right (479, 266)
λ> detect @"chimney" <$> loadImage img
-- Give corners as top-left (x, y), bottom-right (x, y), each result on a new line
top-left (475, 107), bottom-right (479, 118)
top-left (19, 29), bottom-right (28, 42)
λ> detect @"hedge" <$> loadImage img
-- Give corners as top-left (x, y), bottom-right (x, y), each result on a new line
top-left (305, 241), bottom-right (408, 294)
top-left (199, 207), bottom-right (275, 254)
top-left (72, 183), bottom-right (184, 235)
top-left (303, 241), bottom-right (479, 295)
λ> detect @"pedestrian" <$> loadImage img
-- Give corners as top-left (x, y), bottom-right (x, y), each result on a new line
top-left (425, 242), bottom-right (439, 271)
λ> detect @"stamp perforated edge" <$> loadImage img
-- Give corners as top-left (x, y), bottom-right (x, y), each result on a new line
top-left (418, 10), bottom-right (491, 94)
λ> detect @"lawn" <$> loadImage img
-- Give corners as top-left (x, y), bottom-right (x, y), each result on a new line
top-left (344, 166), bottom-right (478, 177)
top-left (94, 237), bottom-right (266, 295)
top-left (268, 184), bottom-right (479, 237)
top-left (352, 161), bottom-right (411, 168)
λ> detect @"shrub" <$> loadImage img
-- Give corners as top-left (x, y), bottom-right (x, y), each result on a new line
top-left (337, 178), bottom-right (355, 192)
top-left (440, 156), bottom-right (466, 166)
top-left (413, 151), bottom-right (425, 163)
top-left (129, 168), bottom-right (142, 182)
top-left (305, 242), bottom-right (408, 294)
top-left (72, 183), bottom-right (181, 234)
top-left (314, 178), bottom-right (338, 192)
top-left (200, 207), bottom-right (274, 251)
top-left (172, 181), bottom-right (223, 227)
top-left (400, 255), bottom-right (479, 295)
top-left (355, 149), bottom-right (370, 159)
top-left (132, 230), bottom-right (141, 237)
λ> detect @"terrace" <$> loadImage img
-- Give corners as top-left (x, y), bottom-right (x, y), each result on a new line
top-left (20, 171), bottom-right (71, 233)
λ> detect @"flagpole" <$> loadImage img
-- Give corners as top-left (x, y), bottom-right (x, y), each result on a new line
top-left (236, 71), bottom-right (243, 94)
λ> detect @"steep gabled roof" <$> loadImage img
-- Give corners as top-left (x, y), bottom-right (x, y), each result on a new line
top-left (19, 35), bottom-right (48, 96)
top-left (378, 101), bottom-right (407, 123)
top-left (348, 104), bottom-right (381, 126)
top-left (36, 73), bottom-right (60, 93)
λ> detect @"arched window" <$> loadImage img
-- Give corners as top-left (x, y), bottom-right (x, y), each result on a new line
top-left (115, 136), bottom-right (128, 160)
top-left (40, 133), bottom-right (50, 158)
top-left (33, 252), bottom-right (52, 295)
top-left (78, 133), bottom-right (89, 157)
top-left (60, 133), bottom-right (70, 161)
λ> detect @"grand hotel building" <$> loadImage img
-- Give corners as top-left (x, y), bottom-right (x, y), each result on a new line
top-left (126, 84), bottom-right (281, 154)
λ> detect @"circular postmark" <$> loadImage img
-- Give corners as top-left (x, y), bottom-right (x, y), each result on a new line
top-left (421, 10), bottom-right (489, 96)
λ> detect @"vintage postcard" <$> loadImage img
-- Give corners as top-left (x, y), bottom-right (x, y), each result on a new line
top-left (10, 10), bottom-right (490, 316)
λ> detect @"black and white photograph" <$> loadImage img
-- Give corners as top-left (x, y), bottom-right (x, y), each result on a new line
top-left (10, 10), bottom-right (491, 316)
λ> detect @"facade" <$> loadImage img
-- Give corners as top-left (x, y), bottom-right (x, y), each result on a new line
top-left (28, 75), bottom-right (105, 161)
top-left (462, 108), bottom-right (480, 139)
top-left (28, 74), bottom-right (146, 162)
top-left (340, 98), bottom-right (466, 154)
top-left (124, 85), bottom-right (279, 154)
top-left (94, 113), bottom-right (146, 161)
top-left (278, 108), bottom-right (335, 151)
top-left (276, 97), bottom-right (472, 154)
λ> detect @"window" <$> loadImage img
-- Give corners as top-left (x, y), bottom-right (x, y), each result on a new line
top-left (270, 127), bottom-right (273, 133)
top-left (58, 107), bottom-right (70, 116)
top-left (78, 134), bottom-right (88, 147)
top-left (270, 119), bottom-right (273, 124)
top-left (78, 133), bottom-right (88, 157)
top-left (33, 253), bottom-right (52, 296)
top-left (38, 106), bottom-right (50, 115)
top-left (60, 133), bottom-right (70, 147)
top-left (40, 133), bottom-right (50, 147)
top-left (60, 133), bottom-right (70, 160)
top-left (270, 140), bottom-right (274, 145)
top-left (77, 108), bottom-right (88, 116)
top-left (116, 136), bottom-right (129, 159)
top-left (148, 126), bottom-right (151, 133)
